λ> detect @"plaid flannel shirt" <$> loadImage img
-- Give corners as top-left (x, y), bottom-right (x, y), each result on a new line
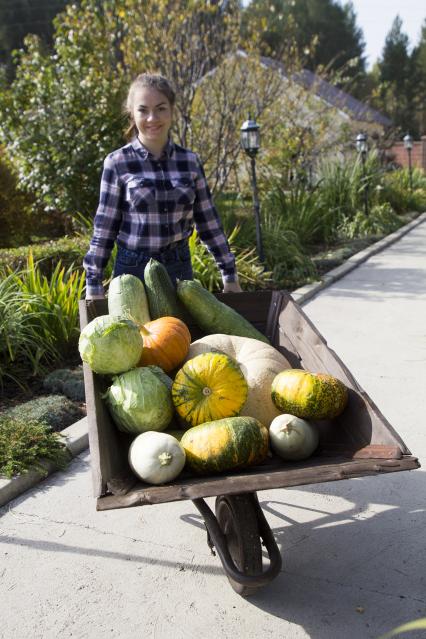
top-left (83, 137), bottom-right (237, 296)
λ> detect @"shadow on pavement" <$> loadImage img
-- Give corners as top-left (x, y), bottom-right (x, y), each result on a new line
top-left (180, 467), bottom-right (426, 638)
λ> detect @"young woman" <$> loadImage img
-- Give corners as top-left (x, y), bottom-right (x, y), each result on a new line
top-left (83, 72), bottom-right (242, 299)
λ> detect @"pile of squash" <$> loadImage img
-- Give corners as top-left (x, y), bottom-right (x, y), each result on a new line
top-left (79, 261), bottom-right (349, 486)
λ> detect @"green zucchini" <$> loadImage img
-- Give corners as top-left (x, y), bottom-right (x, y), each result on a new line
top-left (143, 259), bottom-right (187, 320)
top-left (108, 274), bottom-right (150, 325)
top-left (176, 280), bottom-right (270, 343)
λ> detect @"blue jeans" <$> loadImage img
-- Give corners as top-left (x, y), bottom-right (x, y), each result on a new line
top-left (113, 240), bottom-right (193, 286)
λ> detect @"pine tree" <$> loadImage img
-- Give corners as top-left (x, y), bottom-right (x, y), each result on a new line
top-left (377, 16), bottom-right (418, 135)
top-left (411, 19), bottom-right (426, 135)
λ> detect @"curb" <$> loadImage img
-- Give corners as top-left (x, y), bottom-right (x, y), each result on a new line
top-left (1, 212), bottom-right (425, 507)
top-left (0, 417), bottom-right (88, 508)
top-left (292, 211), bottom-right (426, 306)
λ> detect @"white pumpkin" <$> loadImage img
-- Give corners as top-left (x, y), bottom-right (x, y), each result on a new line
top-left (269, 414), bottom-right (319, 461)
top-left (186, 334), bottom-right (290, 428)
top-left (128, 431), bottom-right (186, 485)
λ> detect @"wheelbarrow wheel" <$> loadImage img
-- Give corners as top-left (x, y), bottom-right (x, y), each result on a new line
top-left (215, 494), bottom-right (263, 596)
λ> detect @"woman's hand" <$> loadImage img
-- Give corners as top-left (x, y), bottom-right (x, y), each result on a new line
top-left (223, 280), bottom-right (243, 293)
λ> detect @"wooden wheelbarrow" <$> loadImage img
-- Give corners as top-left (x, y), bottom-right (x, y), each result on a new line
top-left (79, 291), bottom-right (419, 596)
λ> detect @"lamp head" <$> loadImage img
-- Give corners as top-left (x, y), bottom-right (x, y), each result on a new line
top-left (240, 116), bottom-right (260, 157)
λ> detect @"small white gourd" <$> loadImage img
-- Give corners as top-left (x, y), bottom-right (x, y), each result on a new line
top-left (129, 431), bottom-right (186, 485)
top-left (269, 414), bottom-right (319, 461)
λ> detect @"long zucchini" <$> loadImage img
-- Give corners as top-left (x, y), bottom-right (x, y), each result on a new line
top-left (144, 259), bottom-right (188, 320)
top-left (176, 280), bottom-right (270, 343)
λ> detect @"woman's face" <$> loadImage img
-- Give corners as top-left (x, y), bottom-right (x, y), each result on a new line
top-left (131, 86), bottom-right (173, 148)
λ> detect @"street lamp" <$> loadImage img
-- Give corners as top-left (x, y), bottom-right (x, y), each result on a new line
top-left (356, 132), bottom-right (369, 217)
top-left (240, 115), bottom-right (264, 263)
top-left (403, 133), bottom-right (413, 191)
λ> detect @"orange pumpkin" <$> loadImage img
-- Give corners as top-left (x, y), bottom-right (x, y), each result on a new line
top-left (139, 316), bottom-right (191, 373)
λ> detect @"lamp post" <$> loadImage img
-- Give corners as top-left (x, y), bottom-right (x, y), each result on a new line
top-left (403, 133), bottom-right (413, 191)
top-left (240, 116), bottom-right (264, 263)
top-left (356, 132), bottom-right (369, 217)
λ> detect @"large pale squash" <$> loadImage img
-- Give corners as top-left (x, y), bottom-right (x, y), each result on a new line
top-left (186, 334), bottom-right (290, 428)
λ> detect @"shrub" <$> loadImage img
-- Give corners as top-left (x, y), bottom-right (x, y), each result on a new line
top-left (0, 271), bottom-right (58, 389)
top-left (11, 251), bottom-right (86, 361)
top-left (0, 253), bottom-right (85, 390)
top-left (260, 208), bottom-right (316, 288)
top-left (0, 235), bottom-right (89, 275)
top-left (0, 416), bottom-right (70, 478)
top-left (4, 394), bottom-right (84, 432)
top-left (338, 203), bottom-right (403, 240)
top-left (381, 168), bottom-right (426, 214)
top-left (189, 227), bottom-right (273, 291)
top-left (0, 148), bottom-right (34, 247)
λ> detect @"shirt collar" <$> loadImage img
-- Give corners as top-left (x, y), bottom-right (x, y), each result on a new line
top-left (131, 136), bottom-right (175, 160)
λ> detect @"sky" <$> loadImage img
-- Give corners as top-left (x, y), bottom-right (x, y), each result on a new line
top-left (349, 0), bottom-right (426, 69)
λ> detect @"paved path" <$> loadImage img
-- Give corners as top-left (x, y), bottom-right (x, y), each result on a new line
top-left (1, 221), bottom-right (426, 639)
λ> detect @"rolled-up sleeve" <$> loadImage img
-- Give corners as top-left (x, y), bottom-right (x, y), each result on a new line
top-left (192, 156), bottom-right (237, 282)
top-left (83, 156), bottom-right (122, 296)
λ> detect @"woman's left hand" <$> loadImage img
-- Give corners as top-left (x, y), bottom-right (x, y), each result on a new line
top-left (223, 280), bottom-right (243, 293)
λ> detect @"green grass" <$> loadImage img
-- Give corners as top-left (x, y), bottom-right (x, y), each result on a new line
top-left (0, 416), bottom-right (70, 478)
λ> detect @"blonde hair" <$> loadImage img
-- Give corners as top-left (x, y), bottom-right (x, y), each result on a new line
top-left (124, 73), bottom-right (176, 140)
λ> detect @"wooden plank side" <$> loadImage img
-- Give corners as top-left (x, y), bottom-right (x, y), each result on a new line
top-left (79, 300), bottom-right (135, 497)
top-left (96, 455), bottom-right (420, 510)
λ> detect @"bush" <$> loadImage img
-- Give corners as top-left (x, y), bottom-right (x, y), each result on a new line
top-left (11, 251), bottom-right (86, 361)
top-left (0, 416), bottom-right (70, 478)
top-left (338, 203), bottom-right (403, 239)
top-left (3, 394), bottom-right (84, 432)
top-left (0, 235), bottom-right (89, 274)
top-left (189, 227), bottom-right (273, 291)
top-left (0, 254), bottom-right (85, 390)
top-left (0, 148), bottom-right (34, 247)
top-left (0, 270), bottom-right (57, 389)
top-left (381, 168), bottom-right (426, 214)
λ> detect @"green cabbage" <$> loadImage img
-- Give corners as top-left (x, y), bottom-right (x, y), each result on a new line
top-left (105, 366), bottom-right (174, 434)
top-left (79, 314), bottom-right (143, 375)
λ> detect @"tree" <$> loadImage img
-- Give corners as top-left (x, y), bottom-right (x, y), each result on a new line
top-left (0, 1), bottom-right (128, 222)
top-left (411, 19), bottom-right (426, 135)
top-left (374, 16), bottom-right (418, 136)
top-left (241, 0), bottom-right (366, 89)
top-left (0, 0), bottom-right (258, 219)
top-left (0, 0), bottom-right (68, 79)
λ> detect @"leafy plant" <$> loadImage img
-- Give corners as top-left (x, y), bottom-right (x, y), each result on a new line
top-left (338, 203), bottom-right (402, 239)
top-left (0, 271), bottom-right (57, 389)
top-left (189, 226), bottom-right (273, 292)
top-left (260, 208), bottom-right (315, 287)
top-left (10, 250), bottom-right (86, 360)
top-left (381, 168), bottom-right (426, 214)
top-left (0, 251), bottom-right (85, 389)
top-left (0, 416), bottom-right (70, 478)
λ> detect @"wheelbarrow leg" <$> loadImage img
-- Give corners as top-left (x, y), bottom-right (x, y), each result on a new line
top-left (193, 492), bottom-right (282, 597)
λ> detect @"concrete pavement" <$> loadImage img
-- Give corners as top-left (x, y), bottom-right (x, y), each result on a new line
top-left (1, 218), bottom-right (426, 639)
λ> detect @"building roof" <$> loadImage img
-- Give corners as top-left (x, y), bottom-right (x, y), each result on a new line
top-left (259, 55), bottom-right (392, 128)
